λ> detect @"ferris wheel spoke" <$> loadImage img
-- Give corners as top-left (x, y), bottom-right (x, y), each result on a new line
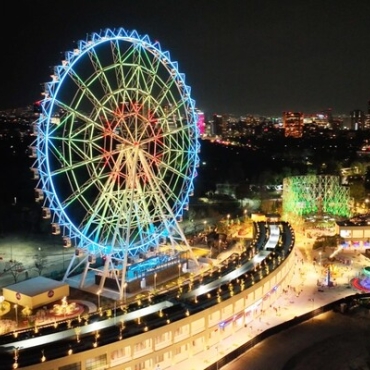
top-left (87, 48), bottom-right (116, 99)
top-left (137, 150), bottom-right (183, 216)
top-left (150, 81), bottom-right (176, 111)
top-left (53, 99), bottom-right (110, 142)
top-left (62, 68), bottom-right (105, 114)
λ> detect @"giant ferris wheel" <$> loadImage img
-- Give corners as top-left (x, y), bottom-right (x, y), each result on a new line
top-left (31, 28), bottom-right (200, 297)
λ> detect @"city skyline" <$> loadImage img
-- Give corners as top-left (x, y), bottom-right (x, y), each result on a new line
top-left (1, 1), bottom-right (370, 116)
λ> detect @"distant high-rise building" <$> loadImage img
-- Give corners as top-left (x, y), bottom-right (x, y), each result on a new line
top-left (211, 114), bottom-right (224, 136)
top-left (282, 111), bottom-right (303, 138)
top-left (196, 109), bottom-right (205, 135)
top-left (364, 101), bottom-right (370, 130)
top-left (303, 112), bottom-right (330, 129)
top-left (350, 109), bottom-right (365, 130)
top-left (322, 108), bottom-right (333, 125)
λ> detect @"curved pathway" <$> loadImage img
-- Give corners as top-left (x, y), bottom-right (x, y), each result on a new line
top-left (218, 244), bottom-right (370, 370)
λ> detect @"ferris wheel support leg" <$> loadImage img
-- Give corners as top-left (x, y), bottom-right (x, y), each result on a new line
top-left (63, 253), bottom-right (77, 282)
top-left (79, 259), bottom-right (92, 289)
top-left (118, 276), bottom-right (127, 301)
top-left (98, 255), bottom-right (111, 292)
top-left (174, 224), bottom-right (199, 267)
top-left (63, 251), bottom-right (85, 282)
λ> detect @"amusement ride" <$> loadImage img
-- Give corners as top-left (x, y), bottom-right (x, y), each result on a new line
top-left (31, 28), bottom-right (200, 300)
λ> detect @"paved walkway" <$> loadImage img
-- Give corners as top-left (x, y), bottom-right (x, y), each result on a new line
top-left (168, 237), bottom-right (369, 370)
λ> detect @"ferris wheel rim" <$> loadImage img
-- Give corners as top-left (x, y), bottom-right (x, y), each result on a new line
top-left (34, 28), bottom-right (199, 257)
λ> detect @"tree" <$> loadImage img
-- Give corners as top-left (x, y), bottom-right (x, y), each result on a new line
top-left (4, 260), bottom-right (26, 283)
top-left (364, 166), bottom-right (370, 190)
top-left (33, 249), bottom-right (48, 276)
top-left (349, 181), bottom-right (366, 205)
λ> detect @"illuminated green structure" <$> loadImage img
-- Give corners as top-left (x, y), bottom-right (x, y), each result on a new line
top-left (282, 175), bottom-right (351, 220)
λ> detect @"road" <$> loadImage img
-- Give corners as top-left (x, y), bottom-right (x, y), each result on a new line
top-left (0, 234), bottom-right (75, 288)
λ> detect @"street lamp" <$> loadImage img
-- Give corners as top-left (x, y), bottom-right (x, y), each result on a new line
top-left (123, 282), bottom-right (127, 303)
top-left (0, 296), bottom-right (4, 311)
top-left (227, 214), bottom-right (230, 225)
top-left (178, 263), bottom-right (181, 280)
top-left (13, 347), bottom-right (19, 369)
top-left (14, 304), bottom-right (18, 327)
top-left (97, 290), bottom-right (101, 311)
top-left (154, 273), bottom-right (157, 291)
top-left (310, 296), bottom-right (315, 321)
top-left (113, 301), bottom-right (117, 323)
top-left (216, 346), bottom-right (219, 370)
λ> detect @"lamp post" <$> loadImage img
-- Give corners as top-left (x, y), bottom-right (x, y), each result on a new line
top-left (0, 296), bottom-right (4, 311)
top-left (123, 282), bottom-right (127, 304)
top-left (97, 290), bottom-right (101, 311)
top-left (114, 301), bottom-right (116, 323)
top-left (216, 346), bottom-right (219, 370)
top-left (178, 263), bottom-right (181, 281)
top-left (227, 214), bottom-right (230, 226)
top-left (14, 304), bottom-right (18, 327)
top-left (13, 347), bottom-right (19, 369)
top-left (310, 295), bottom-right (315, 321)
top-left (154, 273), bottom-right (157, 292)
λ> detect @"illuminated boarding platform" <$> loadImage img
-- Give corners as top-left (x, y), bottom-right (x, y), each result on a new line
top-left (264, 224), bottom-right (281, 251)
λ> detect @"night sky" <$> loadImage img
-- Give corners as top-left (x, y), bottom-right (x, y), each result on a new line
top-left (2, 0), bottom-right (370, 116)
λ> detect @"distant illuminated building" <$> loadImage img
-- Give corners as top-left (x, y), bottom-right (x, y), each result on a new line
top-left (33, 100), bottom-right (42, 114)
top-left (212, 114), bottom-right (224, 136)
top-left (303, 111), bottom-right (330, 129)
top-left (350, 109), bottom-right (365, 130)
top-left (282, 111), bottom-right (303, 138)
top-left (365, 100), bottom-right (370, 130)
top-left (357, 139), bottom-right (370, 157)
top-left (196, 109), bottom-right (205, 135)
top-left (215, 183), bottom-right (237, 198)
top-left (282, 175), bottom-right (351, 221)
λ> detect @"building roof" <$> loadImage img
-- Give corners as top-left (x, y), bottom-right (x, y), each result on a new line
top-left (5, 276), bottom-right (68, 297)
top-left (336, 214), bottom-right (370, 227)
